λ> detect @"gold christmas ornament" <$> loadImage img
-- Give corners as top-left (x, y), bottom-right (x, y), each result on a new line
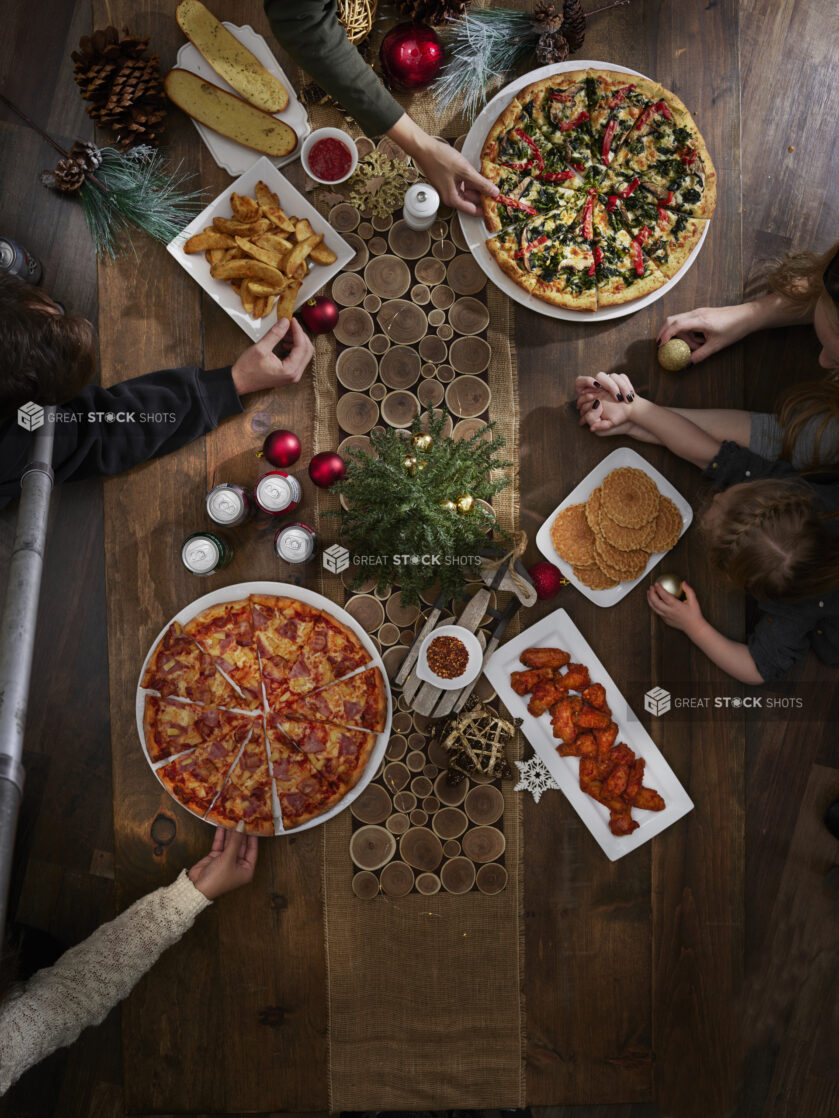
top-left (439, 499), bottom-right (457, 512)
top-left (657, 338), bottom-right (692, 371)
top-left (656, 572), bottom-right (686, 599)
top-left (402, 454), bottom-right (418, 475)
top-left (456, 494), bottom-right (474, 514)
top-left (412, 432), bottom-right (433, 452)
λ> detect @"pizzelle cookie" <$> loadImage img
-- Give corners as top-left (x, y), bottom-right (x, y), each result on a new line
top-left (550, 503), bottom-right (597, 567)
top-left (585, 486), bottom-right (603, 532)
top-left (574, 563), bottom-right (619, 590)
top-left (600, 467), bottom-right (660, 528)
top-left (594, 533), bottom-right (650, 578)
top-left (598, 506), bottom-right (657, 551)
top-left (649, 496), bottom-right (683, 552)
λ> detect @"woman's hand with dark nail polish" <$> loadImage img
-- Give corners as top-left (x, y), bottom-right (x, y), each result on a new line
top-left (593, 380), bottom-right (601, 388)
top-left (592, 399), bottom-right (600, 409)
top-left (627, 393), bottom-right (635, 401)
top-left (616, 393), bottom-right (624, 401)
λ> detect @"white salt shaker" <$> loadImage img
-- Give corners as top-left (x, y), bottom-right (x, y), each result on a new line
top-left (402, 183), bottom-right (440, 230)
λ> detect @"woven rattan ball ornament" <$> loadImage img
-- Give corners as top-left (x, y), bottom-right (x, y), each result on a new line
top-left (657, 338), bottom-right (692, 371)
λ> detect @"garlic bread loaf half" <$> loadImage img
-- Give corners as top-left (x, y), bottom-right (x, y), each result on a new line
top-left (175, 0), bottom-right (288, 113)
top-left (165, 70), bottom-right (297, 157)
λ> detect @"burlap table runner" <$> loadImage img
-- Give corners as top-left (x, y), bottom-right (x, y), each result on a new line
top-left (306, 5), bottom-right (527, 1104)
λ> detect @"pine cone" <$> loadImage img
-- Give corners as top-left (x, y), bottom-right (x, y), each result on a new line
top-left (533, 1), bottom-right (558, 21)
top-left (536, 28), bottom-right (570, 65)
top-left (561, 0), bottom-right (587, 52)
top-left (392, 0), bottom-right (469, 23)
top-left (71, 25), bottom-right (166, 149)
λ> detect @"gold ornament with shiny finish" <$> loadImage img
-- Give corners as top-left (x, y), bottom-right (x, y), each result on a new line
top-left (657, 338), bottom-right (692, 371)
top-left (412, 432), bottom-right (433, 452)
top-left (438, 499), bottom-right (456, 512)
top-left (656, 572), bottom-right (686, 599)
top-left (456, 494), bottom-right (474, 514)
top-left (402, 454), bottom-right (418, 475)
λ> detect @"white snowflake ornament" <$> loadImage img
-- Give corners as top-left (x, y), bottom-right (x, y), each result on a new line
top-left (513, 754), bottom-right (560, 803)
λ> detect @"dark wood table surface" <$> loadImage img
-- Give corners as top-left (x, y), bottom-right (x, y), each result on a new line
top-left (1, 1), bottom-right (838, 1116)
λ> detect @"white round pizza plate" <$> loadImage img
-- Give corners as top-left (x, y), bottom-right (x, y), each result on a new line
top-left (135, 581), bottom-right (392, 835)
top-left (458, 59), bottom-right (710, 322)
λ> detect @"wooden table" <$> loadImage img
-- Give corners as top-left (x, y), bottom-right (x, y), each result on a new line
top-left (2, 1), bottom-right (838, 1116)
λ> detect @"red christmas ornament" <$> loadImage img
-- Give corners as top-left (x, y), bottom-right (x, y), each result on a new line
top-left (261, 429), bottom-right (301, 468)
top-left (308, 450), bottom-right (346, 488)
top-left (299, 295), bottom-right (339, 335)
top-left (380, 23), bottom-right (444, 91)
top-left (528, 560), bottom-right (566, 600)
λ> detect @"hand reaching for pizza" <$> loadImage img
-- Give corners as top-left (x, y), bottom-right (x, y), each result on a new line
top-left (657, 304), bottom-right (756, 364)
top-left (231, 316), bottom-right (314, 395)
top-left (188, 825), bottom-right (259, 900)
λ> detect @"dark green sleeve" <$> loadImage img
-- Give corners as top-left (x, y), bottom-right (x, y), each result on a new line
top-left (264, 0), bottom-right (404, 136)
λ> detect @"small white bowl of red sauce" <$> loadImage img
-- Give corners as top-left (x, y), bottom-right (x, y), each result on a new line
top-left (301, 128), bottom-right (359, 185)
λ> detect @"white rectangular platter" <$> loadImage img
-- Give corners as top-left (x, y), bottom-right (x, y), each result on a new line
top-left (175, 21), bottom-right (310, 174)
top-left (535, 446), bottom-right (693, 607)
top-left (484, 608), bottom-right (693, 860)
top-left (167, 156), bottom-right (354, 341)
top-left (136, 581), bottom-right (392, 835)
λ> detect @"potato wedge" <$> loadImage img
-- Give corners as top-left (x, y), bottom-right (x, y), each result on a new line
top-left (252, 294), bottom-right (268, 319)
top-left (206, 247), bottom-right (226, 266)
top-left (234, 236), bottom-right (282, 269)
top-left (240, 281), bottom-right (256, 315)
top-left (309, 242), bottom-right (338, 266)
top-left (275, 277), bottom-right (301, 322)
top-left (222, 247), bottom-right (245, 262)
top-left (294, 218), bottom-right (315, 241)
top-left (283, 234), bottom-right (322, 276)
top-left (254, 233), bottom-right (293, 253)
top-left (211, 259), bottom-right (288, 287)
top-left (184, 230), bottom-right (237, 253)
top-left (248, 280), bottom-right (286, 296)
top-left (230, 192), bottom-right (261, 223)
top-left (264, 206), bottom-right (295, 233)
top-left (255, 180), bottom-right (279, 210)
top-left (213, 216), bottom-right (271, 237)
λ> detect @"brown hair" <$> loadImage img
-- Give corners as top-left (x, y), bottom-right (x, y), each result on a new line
top-left (702, 480), bottom-right (839, 601)
top-left (0, 275), bottom-right (97, 419)
top-left (766, 239), bottom-right (839, 331)
top-left (777, 378), bottom-right (839, 468)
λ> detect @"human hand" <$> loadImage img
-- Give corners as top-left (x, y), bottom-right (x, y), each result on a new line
top-left (647, 580), bottom-right (704, 635)
top-left (575, 372), bottom-right (639, 433)
top-left (411, 136), bottom-right (499, 216)
top-left (188, 824), bottom-right (258, 900)
top-left (231, 317), bottom-right (313, 394)
top-left (656, 304), bottom-right (754, 364)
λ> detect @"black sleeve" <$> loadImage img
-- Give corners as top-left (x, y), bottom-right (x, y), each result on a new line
top-left (702, 440), bottom-right (799, 489)
top-left (0, 366), bottom-right (242, 507)
top-left (747, 604), bottom-right (814, 683)
top-left (264, 0), bottom-right (404, 136)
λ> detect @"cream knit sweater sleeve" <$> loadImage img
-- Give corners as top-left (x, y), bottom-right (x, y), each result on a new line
top-left (0, 870), bottom-right (211, 1095)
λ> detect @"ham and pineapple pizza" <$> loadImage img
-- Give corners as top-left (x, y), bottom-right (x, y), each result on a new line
top-left (140, 594), bottom-right (388, 833)
top-left (479, 67), bottom-right (715, 310)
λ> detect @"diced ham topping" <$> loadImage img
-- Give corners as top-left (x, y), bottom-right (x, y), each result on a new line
top-left (289, 658), bottom-right (311, 679)
top-left (303, 730), bottom-right (325, 753)
top-left (343, 700), bottom-right (362, 719)
top-left (338, 735), bottom-right (359, 758)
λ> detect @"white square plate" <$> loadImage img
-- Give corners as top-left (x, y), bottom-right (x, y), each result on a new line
top-left (166, 156), bottom-right (354, 341)
top-left (136, 581), bottom-right (392, 835)
top-left (484, 608), bottom-right (693, 859)
top-left (535, 446), bottom-right (693, 607)
top-left (175, 21), bottom-right (310, 175)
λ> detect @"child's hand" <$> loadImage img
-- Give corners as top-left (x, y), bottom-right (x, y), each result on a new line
top-left (575, 372), bottom-right (638, 433)
top-left (647, 580), bottom-right (704, 635)
top-left (189, 825), bottom-right (258, 900)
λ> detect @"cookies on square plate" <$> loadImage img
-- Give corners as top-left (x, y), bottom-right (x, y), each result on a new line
top-left (551, 467), bottom-right (684, 591)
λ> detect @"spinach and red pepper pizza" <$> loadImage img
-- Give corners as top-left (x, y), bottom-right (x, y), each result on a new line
top-left (480, 69), bottom-right (716, 310)
top-left (140, 595), bottom-right (388, 833)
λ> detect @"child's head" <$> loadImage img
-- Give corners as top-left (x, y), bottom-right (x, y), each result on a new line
top-left (767, 239), bottom-right (839, 373)
top-left (701, 480), bottom-right (838, 601)
top-left (0, 275), bottom-right (97, 419)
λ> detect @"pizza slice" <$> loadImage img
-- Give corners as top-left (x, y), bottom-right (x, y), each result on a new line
top-left (156, 726), bottom-right (246, 817)
top-left (273, 666), bottom-right (387, 733)
top-left (274, 717), bottom-right (377, 795)
top-left (143, 694), bottom-right (255, 763)
top-left (250, 594), bottom-right (321, 705)
top-left (600, 175), bottom-right (707, 279)
top-left (585, 70), bottom-right (660, 167)
top-left (591, 194), bottom-right (667, 306)
top-left (480, 161), bottom-right (580, 232)
top-left (524, 192), bottom-right (598, 311)
top-left (266, 716), bottom-right (342, 829)
top-left (205, 719), bottom-right (275, 835)
top-left (141, 621), bottom-right (243, 708)
top-left (183, 600), bottom-right (263, 710)
top-left (481, 96), bottom-right (555, 171)
top-left (486, 226), bottom-right (537, 294)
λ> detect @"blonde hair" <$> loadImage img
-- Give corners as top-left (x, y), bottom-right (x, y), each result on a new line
top-left (702, 480), bottom-right (839, 601)
top-left (766, 239), bottom-right (839, 331)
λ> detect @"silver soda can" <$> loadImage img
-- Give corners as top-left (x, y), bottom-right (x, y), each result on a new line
top-left (181, 532), bottom-right (234, 575)
top-left (274, 522), bottom-right (317, 564)
top-left (0, 237), bottom-right (42, 284)
top-left (206, 482), bottom-right (252, 526)
top-left (255, 470), bottom-right (302, 516)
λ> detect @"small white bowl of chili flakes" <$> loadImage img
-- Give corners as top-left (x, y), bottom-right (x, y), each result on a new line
top-left (416, 625), bottom-right (483, 690)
